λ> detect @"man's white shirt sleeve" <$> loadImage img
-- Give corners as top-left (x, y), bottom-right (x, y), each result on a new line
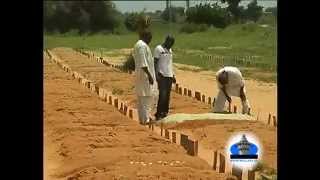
top-left (136, 46), bottom-right (148, 68)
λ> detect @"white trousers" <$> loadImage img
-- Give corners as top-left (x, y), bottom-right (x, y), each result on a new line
top-left (137, 96), bottom-right (155, 124)
top-left (213, 89), bottom-right (251, 114)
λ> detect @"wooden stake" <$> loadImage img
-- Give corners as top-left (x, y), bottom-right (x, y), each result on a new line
top-left (268, 113), bottom-right (271, 125)
top-left (160, 122), bottom-right (163, 136)
top-left (273, 115), bottom-right (277, 127)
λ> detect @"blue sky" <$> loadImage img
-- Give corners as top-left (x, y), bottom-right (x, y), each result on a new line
top-left (112, 0), bottom-right (277, 13)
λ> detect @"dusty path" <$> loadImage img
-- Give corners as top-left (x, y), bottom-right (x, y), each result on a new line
top-left (44, 56), bottom-right (228, 179)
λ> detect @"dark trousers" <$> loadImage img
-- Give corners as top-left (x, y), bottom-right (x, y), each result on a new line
top-left (155, 73), bottom-right (173, 119)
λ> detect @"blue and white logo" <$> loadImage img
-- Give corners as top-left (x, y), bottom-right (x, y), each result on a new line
top-left (227, 133), bottom-right (261, 169)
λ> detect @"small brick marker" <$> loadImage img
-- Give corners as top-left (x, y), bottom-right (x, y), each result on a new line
top-left (202, 95), bottom-right (206, 103)
top-left (187, 138), bottom-right (198, 156)
top-left (187, 89), bottom-right (192, 97)
top-left (233, 105), bottom-right (237, 113)
top-left (178, 87), bottom-right (182, 95)
top-left (95, 85), bottom-right (99, 94)
top-left (175, 84), bottom-right (179, 92)
top-left (184, 88), bottom-right (187, 96)
top-left (195, 91), bottom-right (201, 101)
top-left (268, 113), bottom-right (271, 125)
top-left (124, 105), bottom-right (128, 115)
top-left (165, 129), bottom-right (169, 139)
top-left (232, 165), bottom-right (243, 180)
top-left (213, 151), bottom-right (218, 170)
top-left (108, 96), bottom-right (112, 105)
top-left (219, 153), bottom-right (226, 173)
top-left (248, 170), bottom-right (256, 180)
top-left (172, 132), bottom-right (176, 143)
top-left (120, 102), bottom-right (124, 112)
top-left (180, 134), bottom-right (188, 150)
top-left (160, 122), bottom-right (164, 136)
top-left (273, 115), bottom-right (277, 126)
top-left (129, 109), bottom-right (133, 119)
top-left (114, 98), bottom-right (119, 108)
top-left (208, 97), bottom-right (212, 105)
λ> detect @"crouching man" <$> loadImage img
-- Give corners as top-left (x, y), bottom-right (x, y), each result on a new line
top-left (213, 66), bottom-right (251, 114)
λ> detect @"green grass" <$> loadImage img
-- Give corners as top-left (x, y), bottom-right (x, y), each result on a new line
top-left (44, 15), bottom-right (277, 83)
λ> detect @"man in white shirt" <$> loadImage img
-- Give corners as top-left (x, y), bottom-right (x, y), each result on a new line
top-left (213, 66), bottom-right (251, 114)
top-left (154, 35), bottom-right (176, 120)
top-left (132, 31), bottom-right (158, 125)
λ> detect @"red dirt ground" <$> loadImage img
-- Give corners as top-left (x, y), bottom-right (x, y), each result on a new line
top-left (44, 56), bottom-right (231, 180)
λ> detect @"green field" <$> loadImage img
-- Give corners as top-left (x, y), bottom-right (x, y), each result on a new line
top-left (44, 15), bottom-right (277, 83)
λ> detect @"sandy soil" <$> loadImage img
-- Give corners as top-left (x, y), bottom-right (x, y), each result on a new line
top-left (44, 57), bottom-right (229, 180)
top-left (46, 47), bottom-right (277, 178)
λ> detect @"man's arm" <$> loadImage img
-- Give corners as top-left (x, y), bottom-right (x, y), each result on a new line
top-left (240, 86), bottom-right (246, 101)
top-left (142, 67), bottom-right (154, 85)
top-left (221, 85), bottom-right (231, 103)
top-left (154, 57), bottom-right (160, 80)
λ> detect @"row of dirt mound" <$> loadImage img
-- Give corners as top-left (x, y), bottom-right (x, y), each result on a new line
top-left (46, 47), bottom-right (277, 178)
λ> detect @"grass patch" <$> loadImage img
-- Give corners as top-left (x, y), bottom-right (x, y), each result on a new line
top-left (112, 88), bottom-right (124, 95)
top-left (44, 19), bottom-right (277, 83)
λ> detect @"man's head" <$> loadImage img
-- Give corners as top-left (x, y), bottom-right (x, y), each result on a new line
top-left (163, 35), bottom-right (175, 49)
top-left (139, 30), bottom-right (152, 45)
top-left (218, 70), bottom-right (228, 85)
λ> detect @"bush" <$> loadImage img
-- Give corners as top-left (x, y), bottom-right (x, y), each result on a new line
top-left (44, 1), bottom-right (122, 34)
top-left (241, 23), bottom-right (257, 32)
top-left (63, 29), bottom-right (80, 36)
top-left (122, 54), bottom-right (135, 71)
top-left (199, 24), bottom-right (209, 32)
top-left (124, 12), bottom-right (140, 31)
top-left (161, 7), bottom-right (185, 22)
top-left (244, 0), bottom-right (263, 22)
top-left (186, 3), bottom-right (230, 28)
top-left (265, 7), bottom-right (277, 16)
top-left (180, 23), bottom-right (209, 33)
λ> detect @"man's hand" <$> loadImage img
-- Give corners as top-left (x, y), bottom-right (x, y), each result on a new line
top-left (172, 75), bottom-right (176, 84)
top-left (226, 95), bottom-right (232, 103)
top-left (148, 75), bottom-right (154, 85)
top-left (221, 85), bottom-right (231, 103)
top-left (240, 86), bottom-right (246, 101)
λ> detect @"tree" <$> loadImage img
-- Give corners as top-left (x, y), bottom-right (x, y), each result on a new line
top-left (43, 1), bottom-right (122, 34)
top-left (220, 0), bottom-right (242, 22)
top-left (185, 3), bottom-right (230, 28)
top-left (265, 7), bottom-right (277, 16)
top-left (245, 0), bottom-right (263, 22)
top-left (161, 7), bottom-right (185, 22)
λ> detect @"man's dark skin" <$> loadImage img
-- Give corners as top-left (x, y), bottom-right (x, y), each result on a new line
top-left (217, 70), bottom-right (246, 104)
top-left (154, 36), bottom-right (176, 83)
top-left (140, 32), bottom-right (154, 85)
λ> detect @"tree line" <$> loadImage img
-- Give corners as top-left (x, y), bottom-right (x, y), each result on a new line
top-left (44, 0), bottom-right (276, 34)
